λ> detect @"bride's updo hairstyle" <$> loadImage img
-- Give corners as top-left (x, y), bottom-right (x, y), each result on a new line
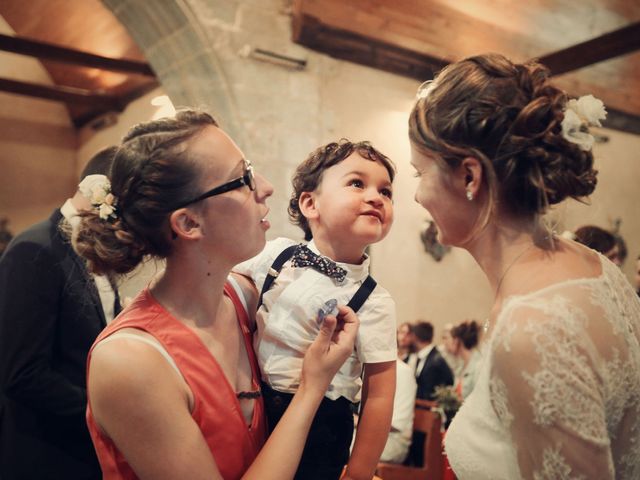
top-left (409, 53), bottom-right (597, 220)
top-left (74, 110), bottom-right (218, 275)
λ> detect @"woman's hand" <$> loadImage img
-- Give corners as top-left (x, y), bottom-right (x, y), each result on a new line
top-left (300, 306), bottom-right (359, 396)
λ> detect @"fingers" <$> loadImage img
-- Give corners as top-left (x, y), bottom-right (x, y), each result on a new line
top-left (336, 306), bottom-right (358, 328)
top-left (314, 315), bottom-right (337, 350)
top-left (335, 306), bottom-right (359, 340)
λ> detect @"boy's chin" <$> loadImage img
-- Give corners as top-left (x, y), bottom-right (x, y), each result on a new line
top-left (352, 229), bottom-right (389, 247)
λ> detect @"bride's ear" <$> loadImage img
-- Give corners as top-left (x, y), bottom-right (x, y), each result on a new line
top-left (459, 157), bottom-right (483, 199)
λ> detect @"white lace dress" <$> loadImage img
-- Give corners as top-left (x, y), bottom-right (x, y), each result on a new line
top-left (445, 255), bottom-right (640, 479)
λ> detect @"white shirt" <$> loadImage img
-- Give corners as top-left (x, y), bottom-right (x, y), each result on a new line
top-left (378, 359), bottom-right (417, 463)
top-left (412, 343), bottom-right (435, 377)
top-left (234, 237), bottom-right (397, 402)
top-left (60, 199), bottom-right (117, 323)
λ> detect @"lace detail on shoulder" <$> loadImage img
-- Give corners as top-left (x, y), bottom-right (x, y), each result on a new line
top-left (513, 295), bottom-right (609, 445)
top-left (590, 258), bottom-right (639, 339)
top-left (533, 446), bottom-right (586, 480)
top-left (489, 375), bottom-right (513, 429)
top-left (447, 257), bottom-right (640, 480)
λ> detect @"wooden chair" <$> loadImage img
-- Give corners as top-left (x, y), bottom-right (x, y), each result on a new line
top-left (375, 402), bottom-right (444, 480)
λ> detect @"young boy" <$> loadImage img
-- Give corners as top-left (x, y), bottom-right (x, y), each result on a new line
top-left (235, 140), bottom-right (397, 480)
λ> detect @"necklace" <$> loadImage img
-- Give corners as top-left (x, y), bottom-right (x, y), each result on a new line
top-left (483, 242), bottom-right (536, 334)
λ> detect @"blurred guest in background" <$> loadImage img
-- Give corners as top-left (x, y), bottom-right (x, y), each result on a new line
top-left (450, 320), bottom-right (482, 400)
top-left (437, 322), bottom-right (463, 380)
top-left (397, 322), bottom-right (415, 362)
top-left (0, 146), bottom-right (120, 480)
top-left (574, 225), bottom-right (623, 266)
top-left (411, 321), bottom-right (454, 401)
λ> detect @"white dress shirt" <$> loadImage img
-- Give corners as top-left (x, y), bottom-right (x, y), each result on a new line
top-left (234, 237), bottom-right (397, 402)
top-left (412, 343), bottom-right (435, 378)
top-left (60, 199), bottom-right (117, 323)
top-left (379, 359), bottom-right (417, 463)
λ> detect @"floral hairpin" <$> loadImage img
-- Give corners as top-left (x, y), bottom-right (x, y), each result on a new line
top-left (416, 80), bottom-right (436, 100)
top-left (561, 94), bottom-right (607, 151)
top-left (78, 174), bottom-right (118, 221)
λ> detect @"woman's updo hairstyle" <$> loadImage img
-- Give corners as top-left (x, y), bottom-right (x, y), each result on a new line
top-left (451, 320), bottom-right (480, 350)
top-left (409, 53), bottom-right (597, 219)
top-left (74, 110), bottom-right (218, 275)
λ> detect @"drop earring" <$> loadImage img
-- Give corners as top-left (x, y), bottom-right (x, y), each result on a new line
top-left (466, 190), bottom-right (474, 201)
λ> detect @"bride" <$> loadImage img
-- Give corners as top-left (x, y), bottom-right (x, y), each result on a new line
top-left (408, 53), bottom-right (640, 479)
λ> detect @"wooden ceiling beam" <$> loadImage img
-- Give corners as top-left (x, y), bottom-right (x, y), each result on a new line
top-left (292, 12), bottom-right (448, 81)
top-left (536, 22), bottom-right (640, 76)
top-left (0, 77), bottom-right (123, 111)
top-left (0, 33), bottom-right (155, 77)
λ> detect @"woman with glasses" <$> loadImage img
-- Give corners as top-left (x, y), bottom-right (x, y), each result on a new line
top-left (73, 110), bottom-right (359, 480)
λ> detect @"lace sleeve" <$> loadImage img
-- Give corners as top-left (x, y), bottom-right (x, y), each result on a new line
top-left (489, 296), bottom-right (615, 480)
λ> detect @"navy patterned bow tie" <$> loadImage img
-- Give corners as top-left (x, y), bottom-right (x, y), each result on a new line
top-left (291, 244), bottom-right (347, 283)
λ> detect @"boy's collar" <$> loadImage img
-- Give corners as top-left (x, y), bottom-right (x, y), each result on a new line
top-left (306, 239), bottom-right (370, 282)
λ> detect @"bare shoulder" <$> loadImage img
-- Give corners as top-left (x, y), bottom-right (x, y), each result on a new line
top-left (507, 239), bottom-right (603, 296)
top-left (88, 330), bottom-right (189, 416)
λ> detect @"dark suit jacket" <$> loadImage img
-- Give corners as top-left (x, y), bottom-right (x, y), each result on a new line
top-left (415, 346), bottom-right (454, 401)
top-left (0, 209), bottom-right (120, 480)
top-left (407, 346), bottom-right (454, 467)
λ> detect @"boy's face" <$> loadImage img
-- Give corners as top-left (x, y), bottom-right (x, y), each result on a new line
top-left (305, 152), bottom-right (394, 249)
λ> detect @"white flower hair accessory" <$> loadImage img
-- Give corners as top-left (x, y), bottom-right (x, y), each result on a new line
top-left (78, 174), bottom-right (117, 221)
top-left (561, 94), bottom-right (607, 151)
top-left (416, 80), bottom-right (436, 100)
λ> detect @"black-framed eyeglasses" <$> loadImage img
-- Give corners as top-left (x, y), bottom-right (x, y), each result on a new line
top-left (176, 160), bottom-right (256, 208)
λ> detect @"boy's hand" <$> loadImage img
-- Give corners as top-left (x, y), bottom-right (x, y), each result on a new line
top-left (301, 306), bottom-right (359, 396)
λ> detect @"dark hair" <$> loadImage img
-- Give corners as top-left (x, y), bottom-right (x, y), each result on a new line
top-left (288, 139), bottom-right (396, 240)
top-left (574, 225), bottom-right (616, 255)
top-left (74, 110), bottom-right (218, 275)
top-left (409, 53), bottom-right (597, 220)
top-left (412, 321), bottom-right (434, 343)
top-left (80, 145), bottom-right (119, 180)
top-left (0, 217), bottom-right (13, 256)
top-left (614, 234), bottom-right (628, 264)
top-left (451, 320), bottom-right (480, 350)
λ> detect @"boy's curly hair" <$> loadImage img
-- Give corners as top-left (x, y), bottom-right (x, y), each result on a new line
top-left (288, 139), bottom-right (395, 240)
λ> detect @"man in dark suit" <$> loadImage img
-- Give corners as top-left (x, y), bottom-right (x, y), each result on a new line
top-left (412, 321), bottom-right (454, 401)
top-left (0, 146), bottom-right (121, 480)
top-left (406, 321), bottom-right (453, 467)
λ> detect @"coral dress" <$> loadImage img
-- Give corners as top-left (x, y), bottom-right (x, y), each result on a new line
top-left (86, 282), bottom-right (267, 479)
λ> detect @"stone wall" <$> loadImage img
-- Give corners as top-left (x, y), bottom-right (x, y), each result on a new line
top-left (98, 0), bottom-right (640, 330)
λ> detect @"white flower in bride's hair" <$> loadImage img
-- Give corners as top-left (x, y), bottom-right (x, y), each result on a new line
top-left (99, 203), bottom-right (115, 220)
top-left (562, 109), bottom-right (582, 134)
top-left (561, 94), bottom-right (607, 151)
top-left (572, 94), bottom-right (607, 127)
top-left (416, 80), bottom-right (435, 100)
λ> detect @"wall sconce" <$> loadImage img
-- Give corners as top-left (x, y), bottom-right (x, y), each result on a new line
top-left (420, 219), bottom-right (450, 262)
top-left (238, 45), bottom-right (307, 70)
